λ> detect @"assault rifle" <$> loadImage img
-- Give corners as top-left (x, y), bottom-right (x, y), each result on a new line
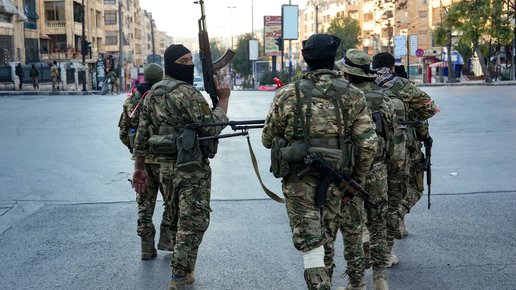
top-left (195, 0), bottom-right (235, 109)
top-left (424, 137), bottom-right (432, 209)
top-left (297, 156), bottom-right (378, 209)
top-left (196, 119), bottom-right (264, 141)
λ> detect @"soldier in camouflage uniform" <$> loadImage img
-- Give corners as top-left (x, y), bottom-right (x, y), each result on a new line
top-left (335, 49), bottom-right (399, 290)
top-left (119, 63), bottom-right (176, 260)
top-left (131, 44), bottom-right (231, 290)
top-left (372, 52), bottom-right (437, 266)
top-left (262, 34), bottom-right (377, 290)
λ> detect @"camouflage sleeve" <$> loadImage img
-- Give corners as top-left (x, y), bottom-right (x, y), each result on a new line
top-left (133, 95), bottom-right (152, 158)
top-left (261, 85), bottom-right (292, 148)
top-left (173, 84), bottom-right (228, 136)
top-left (347, 87), bottom-right (378, 182)
top-left (118, 99), bottom-right (132, 148)
top-left (400, 81), bottom-right (438, 121)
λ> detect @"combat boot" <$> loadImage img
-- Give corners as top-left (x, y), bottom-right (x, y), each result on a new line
top-left (373, 269), bottom-right (388, 290)
top-left (362, 228), bottom-right (371, 270)
top-left (169, 273), bottom-right (196, 290)
top-left (386, 253), bottom-right (399, 268)
top-left (157, 229), bottom-right (174, 251)
top-left (336, 276), bottom-right (366, 290)
top-left (141, 235), bottom-right (157, 260)
top-left (400, 218), bottom-right (408, 237)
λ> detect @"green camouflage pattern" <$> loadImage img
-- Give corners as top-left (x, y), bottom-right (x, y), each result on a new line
top-left (339, 197), bottom-right (366, 286)
top-left (262, 70), bottom-right (377, 289)
top-left (133, 76), bottom-right (227, 277)
top-left (118, 89), bottom-right (172, 239)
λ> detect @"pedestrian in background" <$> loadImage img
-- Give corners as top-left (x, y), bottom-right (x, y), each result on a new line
top-left (51, 61), bottom-right (59, 92)
top-left (30, 64), bottom-right (39, 90)
top-left (15, 63), bottom-right (24, 90)
top-left (106, 69), bottom-right (119, 94)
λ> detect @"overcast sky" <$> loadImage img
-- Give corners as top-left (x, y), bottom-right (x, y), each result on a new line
top-left (139, 0), bottom-right (307, 39)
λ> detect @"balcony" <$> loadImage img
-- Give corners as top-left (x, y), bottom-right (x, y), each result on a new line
top-left (46, 21), bottom-right (66, 28)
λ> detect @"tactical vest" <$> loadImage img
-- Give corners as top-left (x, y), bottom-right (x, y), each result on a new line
top-left (363, 90), bottom-right (390, 160)
top-left (146, 79), bottom-right (218, 169)
top-left (271, 77), bottom-right (355, 178)
top-left (382, 88), bottom-right (408, 164)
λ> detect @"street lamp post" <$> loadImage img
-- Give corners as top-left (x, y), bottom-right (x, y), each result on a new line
top-left (227, 6), bottom-right (236, 86)
top-left (81, 0), bottom-right (87, 91)
top-left (310, 0), bottom-right (324, 34)
top-left (149, 13), bottom-right (156, 63)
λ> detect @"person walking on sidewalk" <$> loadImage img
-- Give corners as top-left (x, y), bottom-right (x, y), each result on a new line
top-left (131, 44), bottom-right (231, 290)
top-left (118, 63), bottom-right (175, 260)
top-left (106, 69), bottom-right (119, 94)
top-left (15, 63), bottom-right (24, 90)
top-left (29, 64), bottom-right (39, 90)
top-left (51, 61), bottom-right (59, 92)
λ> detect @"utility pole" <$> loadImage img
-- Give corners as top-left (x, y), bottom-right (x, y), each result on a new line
top-left (81, 0), bottom-right (87, 91)
top-left (118, 0), bottom-right (124, 92)
top-left (150, 13), bottom-right (156, 63)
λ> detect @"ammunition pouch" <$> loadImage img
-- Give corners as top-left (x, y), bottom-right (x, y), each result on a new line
top-left (148, 134), bottom-right (177, 155)
top-left (128, 127), bottom-right (136, 151)
top-left (340, 137), bottom-right (355, 175)
top-left (200, 138), bottom-right (219, 159)
top-left (307, 147), bottom-right (343, 172)
top-left (270, 137), bottom-right (290, 178)
top-left (176, 128), bottom-right (203, 171)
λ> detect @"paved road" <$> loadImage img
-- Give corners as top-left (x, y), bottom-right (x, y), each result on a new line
top-left (0, 86), bottom-right (515, 290)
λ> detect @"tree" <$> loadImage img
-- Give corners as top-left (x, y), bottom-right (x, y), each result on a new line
top-left (232, 33), bottom-right (255, 82)
top-left (445, 0), bottom-right (513, 82)
top-left (326, 15), bottom-right (361, 59)
top-left (193, 39), bottom-right (227, 75)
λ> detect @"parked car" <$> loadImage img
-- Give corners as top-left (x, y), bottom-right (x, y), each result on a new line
top-left (193, 76), bottom-right (204, 91)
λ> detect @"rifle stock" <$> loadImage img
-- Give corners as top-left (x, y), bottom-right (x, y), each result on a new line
top-left (298, 156), bottom-right (378, 209)
top-left (195, 0), bottom-right (235, 109)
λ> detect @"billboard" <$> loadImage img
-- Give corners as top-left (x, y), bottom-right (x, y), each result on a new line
top-left (282, 5), bottom-right (298, 40)
top-left (264, 16), bottom-right (282, 56)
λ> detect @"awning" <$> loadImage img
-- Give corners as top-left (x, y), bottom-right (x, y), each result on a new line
top-left (0, 0), bottom-right (27, 21)
top-left (429, 61), bottom-right (448, 68)
top-left (40, 34), bottom-right (51, 40)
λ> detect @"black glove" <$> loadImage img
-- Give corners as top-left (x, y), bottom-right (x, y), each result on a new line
top-left (424, 136), bottom-right (433, 147)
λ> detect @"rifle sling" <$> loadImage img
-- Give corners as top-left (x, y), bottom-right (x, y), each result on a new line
top-left (246, 136), bottom-right (285, 203)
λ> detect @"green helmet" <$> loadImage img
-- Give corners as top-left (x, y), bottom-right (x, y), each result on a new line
top-left (144, 63), bottom-right (164, 84)
top-left (335, 49), bottom-right (376, 78)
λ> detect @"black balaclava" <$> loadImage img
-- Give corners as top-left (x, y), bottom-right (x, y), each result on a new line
top-left (164, 44), bottom-right (194, 84)
top-left (301, 34), bottom-right (341, 71)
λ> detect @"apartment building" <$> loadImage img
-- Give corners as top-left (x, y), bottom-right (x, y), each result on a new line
top-left (0, 0), bottom-right (171, 90)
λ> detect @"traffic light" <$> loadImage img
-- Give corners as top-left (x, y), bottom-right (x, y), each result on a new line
top-left (275, 37), bottom-right (284, 51)
top-left (81, 40), bottom-right (91, 56)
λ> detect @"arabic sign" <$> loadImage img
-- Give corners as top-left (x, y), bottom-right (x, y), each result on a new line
top-left (264, 16), bottom-right (282, 56)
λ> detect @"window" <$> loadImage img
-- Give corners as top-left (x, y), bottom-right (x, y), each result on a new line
top-left (105, 11), bottom-right (117, 25)
top-left (23, 0), bottom-right (39, 29)
top-left (25, 38), bottom-right (39, 62)
top-left (44, 1), bottom-right (64, 21)
top-left (73, 2), bottom-right (83, 23)
top-left (0, 12), bottom-right (11, 23)
top-left (105, 31), bottom-right (118, 45)
top-left (104, 0), bottom-right (115, 4)
top-left (0, 36), bottom-right (14, 65)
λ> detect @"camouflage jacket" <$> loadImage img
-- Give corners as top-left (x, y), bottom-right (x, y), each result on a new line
top-left (118, 87), bottom-right (159, 163)
top-left (262, 69), bottom-right (377, 182)
top-left (133, 76), bottom-right (228, 161)
top-left (354, 82), bottom-right (399, 164)
top-left (376, 70), bottom-right (438, 142)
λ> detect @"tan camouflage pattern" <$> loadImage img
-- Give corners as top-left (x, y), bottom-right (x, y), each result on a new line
top-left (379, 77), bottom-right (437, 244)
top-left (133, 76), bottom-right (227, 277)
top-left (262, 70), bottom-right (377, 289)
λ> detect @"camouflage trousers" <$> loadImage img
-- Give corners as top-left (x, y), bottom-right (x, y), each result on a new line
top-left (386, 165), bottom-right (407, 252)
top-left (338, 195), bottom-right (365, 286)
top-left (283, 174), bottom-right (342, 290)
top-left (362, 161), bottom-right (389, 269)
top-left (161, 160), bottom-right (212, 277)
top-left (401, 142), bottom-right (425, 217)
top-left (136, 163), bottom-right (173, 238)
